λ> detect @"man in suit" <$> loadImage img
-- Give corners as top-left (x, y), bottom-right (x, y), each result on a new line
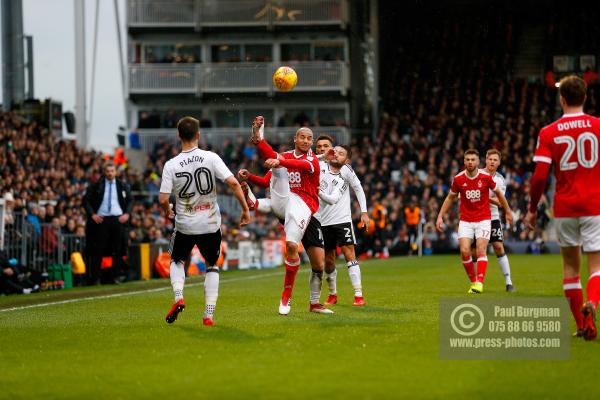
top-left (83, 160), bottom-right (132, 284)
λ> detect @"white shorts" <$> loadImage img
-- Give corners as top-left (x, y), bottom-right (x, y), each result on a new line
top-left (284, 193), bottom-right (312, 245)
top-left (554, 216), bottom-right (600, 252)
top-left (458, 220), bottom-right (491, 240)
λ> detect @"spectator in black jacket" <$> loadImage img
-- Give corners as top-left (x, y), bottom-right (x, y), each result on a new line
top-left (83, 160), bottom-right (132, 285)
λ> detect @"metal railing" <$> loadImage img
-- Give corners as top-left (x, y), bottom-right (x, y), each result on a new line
top-left (3, 213), bottom-right (86, 273)
top-left (128, 64), bottom-right (198, 94)
top-left (127, 0), bottom-right (346, 27)
top-left (136, 126), bottom-right (351, 153)
top-left (128, 62), bottom-right (348, 94)
top-left (127, 0), bottom-right (196, 26)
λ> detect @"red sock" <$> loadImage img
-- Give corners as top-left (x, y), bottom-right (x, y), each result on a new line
top-left (476, 257), bottom-right (488, 283)
top-left (587, 272), bottom-right (600, 309)
top-left (282, 257), bottom-right (300, 302)
top-left (564, 276), bottom-right (584, 329)
top-left (461, 256), bottom-right (476, 283)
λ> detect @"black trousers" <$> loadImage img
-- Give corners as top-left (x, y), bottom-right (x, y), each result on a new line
top-left (88, 216), bottom-right (125, 283)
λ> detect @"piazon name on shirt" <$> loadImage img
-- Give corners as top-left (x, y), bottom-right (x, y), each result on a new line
top-left (179, 155), bottom-right (204, 168)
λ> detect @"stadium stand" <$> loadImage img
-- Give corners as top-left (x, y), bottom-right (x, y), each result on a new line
top-left (2, 3), bottom-right (600, 290)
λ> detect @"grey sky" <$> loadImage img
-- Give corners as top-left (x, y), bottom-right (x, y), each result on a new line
top-left (1, 0), bottom-right (126, 152)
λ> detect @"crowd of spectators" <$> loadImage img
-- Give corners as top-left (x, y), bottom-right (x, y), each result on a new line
top-left (3, 3), bottom-right (600, 293)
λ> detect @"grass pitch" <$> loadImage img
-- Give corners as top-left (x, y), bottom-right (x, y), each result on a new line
top-left (0, 254), bottom-right (598, 399)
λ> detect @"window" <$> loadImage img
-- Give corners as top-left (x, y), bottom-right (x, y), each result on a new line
top-left (281, 43), bottom-right (311, 62)
top-left (279, 109), bottom-right (315, 127)
top-left (314, 42), bottom-right (344, 61)
top-left (144, 44), bottom-right (201, 63)
top-left (317, 109), bottom-right (346, 126)
top-left (144, 45), bottom-right (175, 63)
top-left (174, 44), bottom-right (201, 63)
top-left (242, 109), bottom-right (274, 126)
top-left (212, 45), bottom-right (241, 62)
top-left (215, 110), bottom-right (240, 127)
top-left (244, 45), bottom-right (272, 62)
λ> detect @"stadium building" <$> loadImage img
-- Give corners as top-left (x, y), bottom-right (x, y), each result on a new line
top-left (125, 0), bottom-right (379, 151)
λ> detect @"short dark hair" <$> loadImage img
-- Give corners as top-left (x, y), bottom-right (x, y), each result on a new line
top-left (103, 160), bottom-right (115, 170)
top-left (559, 75), bottom-right (587, 106)
top-left (464, 148), bottom-right (479, 157)
top-left (316, 134), bottom-right (334, 145)
top-left (177, 117), bottom-right (199, 142)
top-left (338, 144), bottom-right (352, 159)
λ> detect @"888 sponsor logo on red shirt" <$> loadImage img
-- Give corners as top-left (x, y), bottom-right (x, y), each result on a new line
top-left (465, 189), bottom-right (481, 201)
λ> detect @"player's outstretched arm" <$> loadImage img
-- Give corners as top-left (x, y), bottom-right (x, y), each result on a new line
top-left (265, 158), bottom-right (314, 172)
top-left (238, 169), bottom-right (272, 188)
top-left (342, 166), bottom-right (368, 214)
top-left (319, 186), bottom-right (343, 205)
top-left (436, 192), bottom-right (457, 232)
top-left (158, 164), bottom-right (175, 219)
top-left (225, 176), bottom-right (251, 226)
top-left (159, 192), bottom-right (175, 219)
top-left (489, 198), bottom-right (501, 207)
top-left (340, 166), bottom-right (370, 232)
top-left (526, 161), bottom-right (552, 228)
top-left (494, 188), bottom-right (513, 225)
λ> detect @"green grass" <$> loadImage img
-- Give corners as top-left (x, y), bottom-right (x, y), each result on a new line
top-left (0, 254), bottom-right (598, 399)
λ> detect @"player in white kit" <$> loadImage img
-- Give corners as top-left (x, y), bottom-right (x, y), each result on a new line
top-left (238, 118), bottom-right (332, 315)
top-left (484, 149), bottom-right (515, 292)
top-left (313, 136), bottom-right (370, 306)
top-left (159, 117), bottom-right (250, 326)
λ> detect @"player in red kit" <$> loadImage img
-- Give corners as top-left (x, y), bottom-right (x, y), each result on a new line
top-left (436, 149), bottom-right (513, 294)
top-left (526, 75), bottom-right (600, 341)
top-left (247, 116), bottom-right (322, 315)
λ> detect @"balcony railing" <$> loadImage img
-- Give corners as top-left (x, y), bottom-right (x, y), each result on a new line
top-left (127, 0), bottom-right (346, 28)
top-left (128, 62), bottom-right (348, 94)
top-left (127, 0), bottom-right (196, 27)
top-left (136, 127), bottom-right (350, 153)
top-left (128, 64), bottom-right (197, 93)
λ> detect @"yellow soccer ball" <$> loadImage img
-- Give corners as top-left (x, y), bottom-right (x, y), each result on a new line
top-left (273, 66), bottom-right (298, 92)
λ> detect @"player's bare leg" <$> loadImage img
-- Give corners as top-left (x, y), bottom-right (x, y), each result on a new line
top-left (307, 246), bottom-right (333, 314)
top-left (324, 249), bottom-right (338, 305)
top-left (166, 259), bottom-right (186, 324)
top-left (582, 251), bottom-right (600, 340)
top-left (492, 241), bottom-right (514, 292)
top-left (201, 265), bottom-right (220, 326)
top-left (341, 245), bottom-right (365, 306)
top-left (561, 246), bottom-right (586, 337)
top-left (459, 238), bottom-right (477, 292)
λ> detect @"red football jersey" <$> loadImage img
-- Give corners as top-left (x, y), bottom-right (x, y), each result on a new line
top-left (256, 139), bottom-right (320, 214)
top-left (450, 169), bottom-right (497, 222)
top-left (534, 112), bottom-right (600, 217)
top-left (280, 149), bottom-right (320, 214)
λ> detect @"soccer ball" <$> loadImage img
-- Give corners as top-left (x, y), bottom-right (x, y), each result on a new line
top-left (273, 66), bottom-right (298, 92)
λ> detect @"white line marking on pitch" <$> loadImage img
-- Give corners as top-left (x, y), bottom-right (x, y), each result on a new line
top-left (0, 270), bottom-right (286, 313)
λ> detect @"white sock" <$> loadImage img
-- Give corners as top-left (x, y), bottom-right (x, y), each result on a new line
top-left (204, 267), bottom-right (219, 318)
top-left (347, 260), bottom-right (363, 297)
top-left (257, 197), bottom-right (272, 214)
top-left (170, 260), bottom-right (185, 302)
top-left (269, 167), bottom-right (289, 218)
top-left (326, 269), bottom-right (337, 295)
top-left (310, 269), bottom-right (323, 305)
top-left (497, 254), bottom-right (512, 285)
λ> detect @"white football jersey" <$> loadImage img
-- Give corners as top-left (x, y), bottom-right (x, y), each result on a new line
top-left (316, 160), bottom-right (367, 226)
top-left (160, 148), bottom-right (233, 235)
top-left (488, 171), bottom-right (506, 221)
